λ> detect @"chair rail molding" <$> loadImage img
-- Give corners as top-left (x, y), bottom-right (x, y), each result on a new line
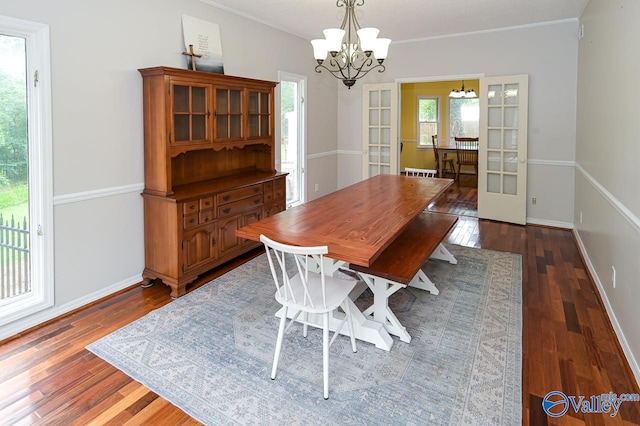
top-left (575, 163), bottom-right (640, 234)
top-left (53, 183), bottom-right (145, 206)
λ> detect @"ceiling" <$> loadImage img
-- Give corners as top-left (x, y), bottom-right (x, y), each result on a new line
top-left (202, 0), bottom-right (589, 43)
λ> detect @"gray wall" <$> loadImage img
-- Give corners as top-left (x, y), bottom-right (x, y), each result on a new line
top-left (574, 0), bottom-right (640, 383)
top-left (0, 0), bottom-right (338, 339)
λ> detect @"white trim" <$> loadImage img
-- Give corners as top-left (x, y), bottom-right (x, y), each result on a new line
top-left (0, 273), bottom-right (142, 341)
top-left (337, 149), bottom-right (362, 156)
top-left (200, 0), bottom-right (303, 38)
top-left (307, 150), bottom-right (338, 160)
top-left (525, 217), bottom-right (573, 229)
top-left (572, 229), bottom-right (640, 386)
top-left (396, 73), bottom-right (485, 84)
top-left (54, 183), bottom-right (144, 205)
top-left (394, 18), bottom-right (579, 44)
top-left (198, 1), bottom-right (577, 46)
top-left (528, 159), bottom-right (575, 167)
top-left (576, 163), bottom-right (640, 234)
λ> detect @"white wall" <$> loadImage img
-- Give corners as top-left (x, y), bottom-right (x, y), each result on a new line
top-left (574, 0), bottom-right (640, 384)
top-left (0, 0), bottom-right (337, 339)
top-left (335, 20), bottom-right (580, 227)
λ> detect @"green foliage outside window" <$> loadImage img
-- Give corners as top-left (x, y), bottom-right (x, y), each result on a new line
top-left (0, 35), bottom-right (28, 187)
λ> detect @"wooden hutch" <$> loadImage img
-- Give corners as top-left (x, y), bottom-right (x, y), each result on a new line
top-left (138, 66), bottom-right (286, 297)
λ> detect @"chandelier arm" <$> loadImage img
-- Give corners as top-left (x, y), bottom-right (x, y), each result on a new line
top-left (324, 56), bottom-right (357, 82)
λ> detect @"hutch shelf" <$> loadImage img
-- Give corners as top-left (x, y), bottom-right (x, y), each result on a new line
top-left (139, 66), bottom-right (286, 297)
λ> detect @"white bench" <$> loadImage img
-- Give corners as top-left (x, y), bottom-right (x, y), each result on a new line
top-left (349, 212), bottom-right (458, 343)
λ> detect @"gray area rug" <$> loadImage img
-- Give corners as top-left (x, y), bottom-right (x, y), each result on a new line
top-left (87, 244), bottom-right (522, 425)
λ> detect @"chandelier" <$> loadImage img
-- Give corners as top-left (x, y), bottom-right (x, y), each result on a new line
top-left (449, 81), bottom-right (477, 98)
top-left (311, 0), bottom-right (391, 89)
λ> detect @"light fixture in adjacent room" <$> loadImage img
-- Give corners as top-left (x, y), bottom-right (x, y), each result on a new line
top-left (449, 81), bottom-right (477, 98)
top-left (311, 0), bottom-right (391, 89)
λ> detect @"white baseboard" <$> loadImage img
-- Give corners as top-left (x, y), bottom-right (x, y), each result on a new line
top-left (572, 229), bottom-right (640, 386)
top-left (0, 274), bottom-right (142, 342)
top-left (526, 217), bottom-right (573, 229)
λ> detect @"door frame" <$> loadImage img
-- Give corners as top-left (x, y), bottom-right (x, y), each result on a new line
top-left (0, 15), bottom-right (54, 327)
top-left (276, 71), bottom-right (307, 207)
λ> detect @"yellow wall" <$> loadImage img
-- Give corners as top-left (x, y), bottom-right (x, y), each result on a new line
top-left (400, 80), bottom-right (479, 170)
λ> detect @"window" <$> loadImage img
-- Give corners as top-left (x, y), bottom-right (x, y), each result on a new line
top-left (417, 97), bottom-right (438, 148)
top-left (449, 98), bottom-right (479, 140)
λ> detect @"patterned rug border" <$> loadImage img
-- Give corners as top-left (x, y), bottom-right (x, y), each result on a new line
top-left (87, 244), bottom-right (522, 425)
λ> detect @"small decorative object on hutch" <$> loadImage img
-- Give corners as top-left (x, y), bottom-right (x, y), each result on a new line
top-left (139, 66), bottom-right (286, 298)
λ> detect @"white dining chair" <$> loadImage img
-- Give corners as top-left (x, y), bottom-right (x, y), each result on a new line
top-left (405, 167), bottom-right (438, 178)
top-left (260, 234), bottom-right (358, 400)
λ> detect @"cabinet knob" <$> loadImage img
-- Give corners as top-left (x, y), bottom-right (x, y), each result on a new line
top-left (190, 218), bottom-right (195, 224)
top-left (223, 208), bottom-right (231, 214)
top-left (212, 237), bottom-right (216, 245)
top-left (253, 187), bottom-right (260, 193)
top-left (190, 205), bottom-right (196, 210)
top-left (223, 195), bottom-right (231, 201)
top-left (254, 199), bottom-right (260, 204)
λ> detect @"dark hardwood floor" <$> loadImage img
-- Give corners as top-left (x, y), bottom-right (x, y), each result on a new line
top-left (1, 181), bottom-right (639, 425)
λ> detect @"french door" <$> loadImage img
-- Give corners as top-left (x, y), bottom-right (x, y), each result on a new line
top-left (278, 72), bottom-right (306, 207)
top-left (478, 74), bottom-right (529, 225)
top-left (0, 16), bottom-right (53, 328)
top-left (362, 83), bottom-right (398, 178)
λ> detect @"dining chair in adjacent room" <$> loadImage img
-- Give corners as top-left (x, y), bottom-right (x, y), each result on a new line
top-left (260, 234), bottom-right (358, 400)
top-left (432, 135), bottom-right (455, 178)
top-left (405, 167), bottom-right (438, 178)
top-left (454, 137), bottom-right (479, 182)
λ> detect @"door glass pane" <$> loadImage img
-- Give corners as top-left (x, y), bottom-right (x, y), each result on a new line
top-left (380, 128), bottom-right (390, 145)
top-left (369, 164), bottom-right (379, 177)
top-left (487, 173), bottom-right (500, 193)
top-left (381, 165), bottom-right (391, 174)
top-left (381, 90), bottom-right (391, 107)
top-left (369, 109), bottom-right (379, 126)
top-left (504, 84), bottom-right (519, 105)
top-left (488, 107), bottom-right (502, 127)
top-left (503, 152), bottom-right (518, 172)
top-left (380, 147), bottom-right (390, 164)
top-left (369, 146), bottom-right (379, 162)
top-left (504, 107), bottom-right (518, 127)
top-left (192, 87), bottom-right (206, 113)
top-left (488, 129), bottom-right (501, 149)
top-left (487, 151), bottom-right (501, 171)
top-left (503, 130), bottom-right (518, 150)
top-left (280, 78), bottom-right (304, 207)
top-left (174, 85), bottom-right (189, 112)
top-left (369, 91), bottom-right (379, 107)
top-left (0, 34), bottom-right (31, 301)
top-left (503, 175), bottom-right (517, 195)
top-left (381, 109), bottom-right (390, 126)
top-left (369, 128), bottom-right (379, 144)
top-left (488, 85), bottom-right (502, 105)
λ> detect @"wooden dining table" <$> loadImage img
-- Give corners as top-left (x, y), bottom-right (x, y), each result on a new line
top-left (236, 174), bottom-right (453, 350)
